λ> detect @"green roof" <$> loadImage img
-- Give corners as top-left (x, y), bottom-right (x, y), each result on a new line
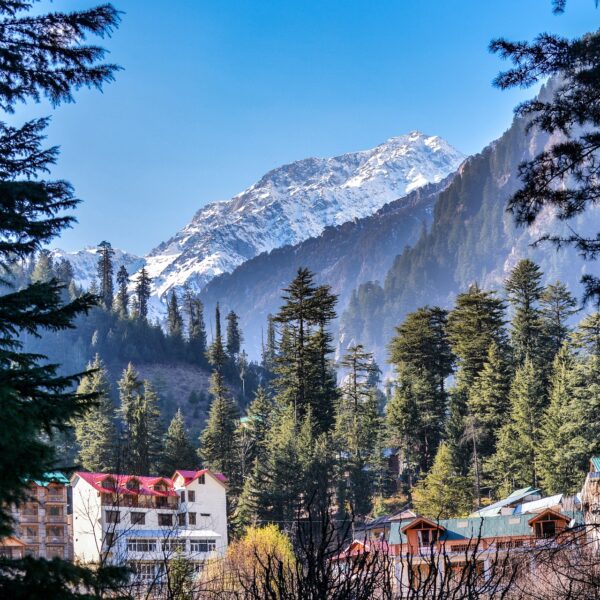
top-left (31, 472), bottom-right (70, 487)
top-left (388, 511), bottom-right (584, 545)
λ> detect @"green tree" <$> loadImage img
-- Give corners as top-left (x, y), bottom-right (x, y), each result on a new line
top-left (505, 259), bottom-right (546, 366)
top-left (274, 268), bottom-right (338, 433)
top-left (491, 2), bottom-right (600, 301)
top-left (135, 267), bottom-right (152, 321)
top-left (167, 289), bottom-right (184, 339)
top-left (540, 281), bottom-right (578, 357)
top-left (73, 356), bottom-right (118, 473)
top-left (0, 1), bottom-right (127, 595)
top-left (226, 309), bottom-right (243, 360)
top-left (447, 284), bottom-right (507, 390)
top-left (115, 264), bottom-right (129, 317)
top-left (207, 303), bottom-right (228, 370)
top-left (412, 442), bottom-right (473, 519)
top-left (538, 345), bottom-right (587, 494)
top-left (118, 364), bottom-right (163, 475)
top-left (96, 240), bottom-right (114, 309)
top-left (488, 358), bottom-right (546, 494)
top-left (388, 307), bottom-right (453, 472)
top-left (31, 249), bottom-right (54, 283)
top-left (261, 313), bottom-right (277, 372)
top-left (573, 312), bottom-right (600, 357)
top-left (160, 408), bottom-right (197, 475)
top-left (182, 284), bottom-right (207, 364)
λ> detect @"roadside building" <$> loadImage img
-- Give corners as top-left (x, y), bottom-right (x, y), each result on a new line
top-left (1, 472), bottom-right (72, 560)
top-left (71, 468), bottom-right (228, 584)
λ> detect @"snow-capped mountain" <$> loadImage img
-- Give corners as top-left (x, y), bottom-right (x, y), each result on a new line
top-left (144, 132), bottom-right (465, 307)
top-left (49, 247), bottom-right (145, 290)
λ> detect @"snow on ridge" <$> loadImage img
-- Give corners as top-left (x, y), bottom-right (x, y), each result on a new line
top-left (54, 132), bottom-right (465, 319)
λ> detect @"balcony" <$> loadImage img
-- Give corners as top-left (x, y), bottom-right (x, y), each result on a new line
top-left (20, 535), bottom-right (38, 544)
top-left (46, 514), bottom-right (66, 523)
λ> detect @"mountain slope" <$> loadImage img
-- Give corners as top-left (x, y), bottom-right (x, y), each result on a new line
top-left (144, 132), bottom-right (465, 308)
top-left (199, 176), bottom-right (454, 356)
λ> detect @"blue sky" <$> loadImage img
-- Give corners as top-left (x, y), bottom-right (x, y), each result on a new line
top-left (11, 0), bottom-right (596, 255)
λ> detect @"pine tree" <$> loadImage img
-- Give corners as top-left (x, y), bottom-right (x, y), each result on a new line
top-left (468, 342), bottom-right (512, 458)
top-left (244, 385), bottom-right (273, 467)
top-left (54, 258), bottom-right (74, 285)
top-left (167, 289), bottom-right (184, 338)
top-left (412, 442), bottom-right (473, 519)
top-left (73, 355), bottom-right (118, 473)
top-left (538, 345), bottom-right (587, 494)
top-left (198, 374), bottom-right (241, 489)
top-left (505, 259), bottom-right (545, 366)
top-left (135, 267), bottom-right (152, 320)
top-left (447, 284), bottom-right (507, 389)
top-left (115, 264), bottom-right (129, 317)
top-left (226, 309), bottom-right (243, 360)
top-left (488, 358), bottom-right (546, 494)
top-left (182, 285), bottom-right (207, 364)
top-left (335, 344), bottom-right (382, 516)
top-left (261, 313), bottom-right (277, 372)
top-left (160, 409), bottom-right (197, 475)
top-left (96, 240), bottom-right (114, 309)
top-left (118, 364), bottom-right (163, 475)
top-left (274, 268), bottom-right (338, 433)
top-left (31, 249), bottom-right (54, 283)
top-left (388, 307), bottom-right (454, 472)
top-left (207, 303), bottom-right (228, 371)
top-left (573, 312), bottom-right (600, 357)
top-left (540, 281), bottom-right (578, 357)
top-left (0, 0), bottom-right (125, 592)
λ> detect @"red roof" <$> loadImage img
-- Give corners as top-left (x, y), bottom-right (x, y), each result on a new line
top-left (172, 469), bottom-right (228, 486)
top-left (74, 472), bottom-right (178, 497)
top-left (332, 539), bottom-right (396, 561)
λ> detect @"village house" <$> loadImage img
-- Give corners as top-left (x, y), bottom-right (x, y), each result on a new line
top-left (0, 472), bottom-right (72, 560)
top-left (71, 468), bottom-right (228, 584)
top-left (336, 485), bottom-right (584, 593)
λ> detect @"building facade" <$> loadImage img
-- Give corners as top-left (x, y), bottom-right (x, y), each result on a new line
top-left (2, 472), bottom-right (72, 560)
top-left (71, 469), bottom-right (228, 583)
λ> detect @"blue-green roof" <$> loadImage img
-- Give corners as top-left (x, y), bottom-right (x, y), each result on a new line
top-left (591, 457), bottom-right (600, 472)
top-left (31, 472), bottom-right (70, 486)
top-left (471, 487), bottom-right (540, 517)
top-left (388, 511), bottom-right (584, 545)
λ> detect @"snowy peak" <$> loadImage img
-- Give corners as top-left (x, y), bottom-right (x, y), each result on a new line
top-left (53, 133), bottom-right (465, 318)
top-left (144, 132), bottom-right (464, 310)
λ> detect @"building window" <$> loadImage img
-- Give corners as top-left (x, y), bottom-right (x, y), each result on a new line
top-left (180, 491), bottom-right (185, 503)
top-left (190, 539), bottom-right (216, 553)
top-left (198, 475), bottom-right (205, 485)
top-left (103, 477), bottom-right (117, 490)
top-left (131, 512), bottom-right (145, 525)
top-left (417, 529), bottom-right (438, 546)
top-left (178, 513), bottom-right (186, 526)
top-left (127, 538), bottom-right (157, 553)
top-left (105, 510), bottom-right (120, 524)
top-left (131, 562), bottom-right (157, 581)
top-left (104, 532), bottom-right (115, 548)
top-left (158, 513), bottom-right (173, 527)
top-left (188, 513), bottom-right (196, 525)
top-left (162, 539), bottom-right (186, 552)
top-left (20, 526), bottom-right (38, 540)
top-left (200, 513), bottom-right (210, 518)
top-left (535, 520), bottom-right (557, 538)
top-left (24, 546), bottom-right (38, 557)
top-left (47, 505), bottom-right (63, 517)
top-left (46, 526), bottom-right (64, 540)
top-left (126, 479), bottom-right (140, 491)
top-left (156, 497), bottom-right (168, 508)
top-left (46, 546), bottom-right (64, 559)
top-left (188, 490), bottom-right (196, 502)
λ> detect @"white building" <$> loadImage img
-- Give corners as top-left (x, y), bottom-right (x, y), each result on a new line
top-left (71, 469), bottom-right (228, 583)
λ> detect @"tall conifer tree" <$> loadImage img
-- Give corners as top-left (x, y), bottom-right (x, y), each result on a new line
top-left (226, 309), bottom-right (242, 360)
top-left (160, 408), bottom-right (197, 475)
top-left (135, 267), bottom-right (152, 320)
top-left (540, 281), bottom-right (578, 357)
top-left (115, 264), bottom-right (129, 317)
top-left (73, 355), bottom-right (118, 473)
top-left (167, 289), bottom-right (184, 338)
top-left (96, 241), bottom-right (114, 309)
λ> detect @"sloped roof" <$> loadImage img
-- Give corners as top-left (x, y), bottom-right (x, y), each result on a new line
top-left (514, 494), bottom-right (563, 515)
top-left (172, 469), bottom-right (228, 487)
top-left (73, 472), bottom-right (178, 497)
top-left (31, 471), bottom-right (70, 487)
top-left (471, 487), bottom-right (541, 517)
top-left (591, 457), bottom-right (600, 472)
